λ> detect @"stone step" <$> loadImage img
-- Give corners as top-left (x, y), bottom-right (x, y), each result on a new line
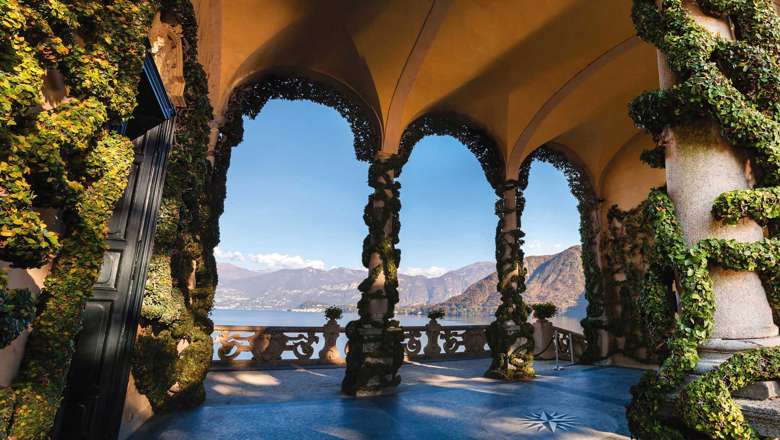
top-left (738, 398), bottom-right (780, 438)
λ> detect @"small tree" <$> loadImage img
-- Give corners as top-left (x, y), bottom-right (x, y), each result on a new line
top-left (531, 302), bottom-right (557, 320)
top-left (427, 309), bottom-right (445, 321)
top-left (324, 306), bottom-right (343, 321)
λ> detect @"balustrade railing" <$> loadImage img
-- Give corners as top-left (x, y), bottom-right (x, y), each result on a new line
top-left (211, 320), bottom-right (587, 371)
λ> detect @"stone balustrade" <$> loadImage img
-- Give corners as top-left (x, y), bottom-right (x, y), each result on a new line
top-left (211, 319), bottom-right (587, 371)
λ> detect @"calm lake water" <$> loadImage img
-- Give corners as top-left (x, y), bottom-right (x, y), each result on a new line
top-left (210, 309), bottom-right (583, 331)
top-left (209, 309), bottom-right (582, 360)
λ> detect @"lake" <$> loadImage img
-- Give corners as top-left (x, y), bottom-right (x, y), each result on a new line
top-left (209, 309), bottom-right (583, 360)
top-left (210, 309), bottom-right (583, 331)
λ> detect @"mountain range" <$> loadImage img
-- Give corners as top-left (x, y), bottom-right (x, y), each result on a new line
top-left (214, 245), bottom-right (585, 318)
top-left (214, 260), bottom-right (495, 310)
top-left (399, 245), bottom-right (586, 318)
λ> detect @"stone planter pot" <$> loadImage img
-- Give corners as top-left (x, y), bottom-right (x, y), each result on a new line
top-left (532, 318), bottom-right (555, 360)
top-left (318, 318), bottom-right (343, 365)
top-left (424, 319), bottom-right (442, 357)
top-left (0, 327), bottom-right (30, 387)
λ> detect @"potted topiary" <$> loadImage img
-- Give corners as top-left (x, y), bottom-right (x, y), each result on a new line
top-left (531, 302), bottom-right (557, 321)
top-left (424, 309), bottom-right (445, 356)
top-left (427, 309), bottom-right (445, 322)
top-left (319, 306), bottom-right (344, 365)
top-left (325, 305), bottom-right (343, 321)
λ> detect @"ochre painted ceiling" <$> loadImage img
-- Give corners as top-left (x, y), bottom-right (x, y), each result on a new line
top-left (191, 0), bottom-right (659, 183)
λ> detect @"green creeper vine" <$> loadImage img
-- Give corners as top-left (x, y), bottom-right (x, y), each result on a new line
top-left (345, 112), bottom-right (508, 391)
top-left (0, 0), bottom-right (154, 437)
top-left (601, 202), bottom-right (672, 363)
top-left (130, 0), bottom-right (217, 412)
top-left (627, 0), bottom-right (780, 438)
top-left (342, 156), bottom-right (405, 395)
top-left (485, 171), bottom-right (535, 380)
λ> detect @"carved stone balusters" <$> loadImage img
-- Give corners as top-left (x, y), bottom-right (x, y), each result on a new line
top-left (403, 329), bottom-right (423, 359)
top-left (319, 317), bottom-right (344, 365)
top-left (462, 328), bottom-right (487, 355)
top-left (342, 157), bottom-right (404, 396)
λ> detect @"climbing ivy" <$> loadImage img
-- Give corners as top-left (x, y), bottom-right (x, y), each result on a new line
top-left (0, 0), bottom-right (154, 437)
top-left (219, 74), bottom-right (380, 163)
top-left (627, 0), bottom-right (780, 438)
top-left (396, 112), bottom-right (505, 189)
top-left (485, 170), bottom-right (536, 380)
top-left (130, 0), bottom-right (216, 412)
top-left (601, 203), bottom-right (670, 363)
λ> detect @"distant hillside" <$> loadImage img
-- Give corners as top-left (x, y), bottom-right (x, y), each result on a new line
top-left (399, 245), bottom-right (586, 319)
top-left (214, 261), bottom-right (495, 310)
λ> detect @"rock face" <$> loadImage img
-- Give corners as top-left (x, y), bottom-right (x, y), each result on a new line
top-left (404, 245), bottom-right (586, 318)
top-left (214, 261), bottom-right (495, 310)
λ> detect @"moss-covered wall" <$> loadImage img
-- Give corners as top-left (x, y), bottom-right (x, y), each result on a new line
top-left (0, 1), bottom-right (155, 437)
top-left (131, 0), bottom-right (217, 413)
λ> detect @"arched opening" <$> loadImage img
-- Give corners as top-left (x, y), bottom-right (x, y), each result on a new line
top-left (514, 145), bottom-right (604, 362)
top-left (213, 98), bottom-right (370, 325)
top-left (394, 134), bottom-right (497, 319)
top-left (133, 71), bottom-right (382, 408)
top-left (520, 159), bottom-right (586, 332)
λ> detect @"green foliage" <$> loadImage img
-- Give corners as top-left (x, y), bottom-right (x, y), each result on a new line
top-left (628, 1), bottom-right (780, 437)
top-left (603, 202), bottom-right (672, 363)
top-left (427, 309), bottom-right (445, 321)
top-left (131, 0), bottom-right (216, 413)
top-left (325, 306), bottom-right (343, 321)
top-left (531, 302), bottom-right (557, 320)
top-left (0, 0), bottom-right (154, 436)
top-left (712, 187), bottom-right (780, 226)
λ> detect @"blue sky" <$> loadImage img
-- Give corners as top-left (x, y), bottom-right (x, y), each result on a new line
top-left (216, 100), bottom-right (580, 276)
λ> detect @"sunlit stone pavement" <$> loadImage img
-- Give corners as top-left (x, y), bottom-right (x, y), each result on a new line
top-left (130, 359), bottom-right (645, 439)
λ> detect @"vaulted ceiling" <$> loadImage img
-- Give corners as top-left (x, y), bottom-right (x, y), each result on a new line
top-left (191, 0), bottom-right (659, 185)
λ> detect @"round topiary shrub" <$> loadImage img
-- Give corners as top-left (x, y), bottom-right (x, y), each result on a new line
top-left (427, 309), bottom-right (445, 321)
top-left (532, 302), bottom-right (558, 320)
top-left (325, 306), bottom-right (343, 321)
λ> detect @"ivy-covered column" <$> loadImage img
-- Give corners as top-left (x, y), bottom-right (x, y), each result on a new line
top-left (485, 175), bottom-right (535, 380)
top-left (658, 3), bottom-right (780, 375)
top-left (628, 0), bottom-right (780, 437)
top-left (342, 155), bottom-right (404, 396)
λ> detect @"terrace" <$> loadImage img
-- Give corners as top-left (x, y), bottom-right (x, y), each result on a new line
top-left (131, 358), bottom-right (642, 439)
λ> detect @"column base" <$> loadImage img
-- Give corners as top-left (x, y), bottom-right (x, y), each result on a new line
top-left (341, 321), bottom-right (403, 397)
top-left (657, 391), bottom-right (780, 438)
top-left (485, 321), bottom-right (535, 381)
top-left (737, 398), bottom-right (780, 438)
top-left (695, 335), bottom-right (780, 374)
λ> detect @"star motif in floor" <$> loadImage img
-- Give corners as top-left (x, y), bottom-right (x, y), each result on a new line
top-left (516, 410), bottom-right (578, 433)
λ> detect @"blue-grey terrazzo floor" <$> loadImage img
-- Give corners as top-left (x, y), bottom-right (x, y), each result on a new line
top-left (130, 359), bottom-right (645, 439)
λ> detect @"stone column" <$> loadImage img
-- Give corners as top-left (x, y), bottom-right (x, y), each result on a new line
top-left (660, 3), bottom-right (780, 376)
top-left (342, 157), bottom-right (403, 396)
top-left (485, 181), bottom-right (535, 380)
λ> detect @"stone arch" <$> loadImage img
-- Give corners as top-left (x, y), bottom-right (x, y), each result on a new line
top-left (513, 143), bottom-right (605, 362)
top-left (216, 70), bottom-right (383, 162)
top-left (394, 112), bottom-right (505, 189)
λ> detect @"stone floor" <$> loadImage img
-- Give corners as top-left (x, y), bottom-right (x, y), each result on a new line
top-left (130, 359), bottom-right (645, 439)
